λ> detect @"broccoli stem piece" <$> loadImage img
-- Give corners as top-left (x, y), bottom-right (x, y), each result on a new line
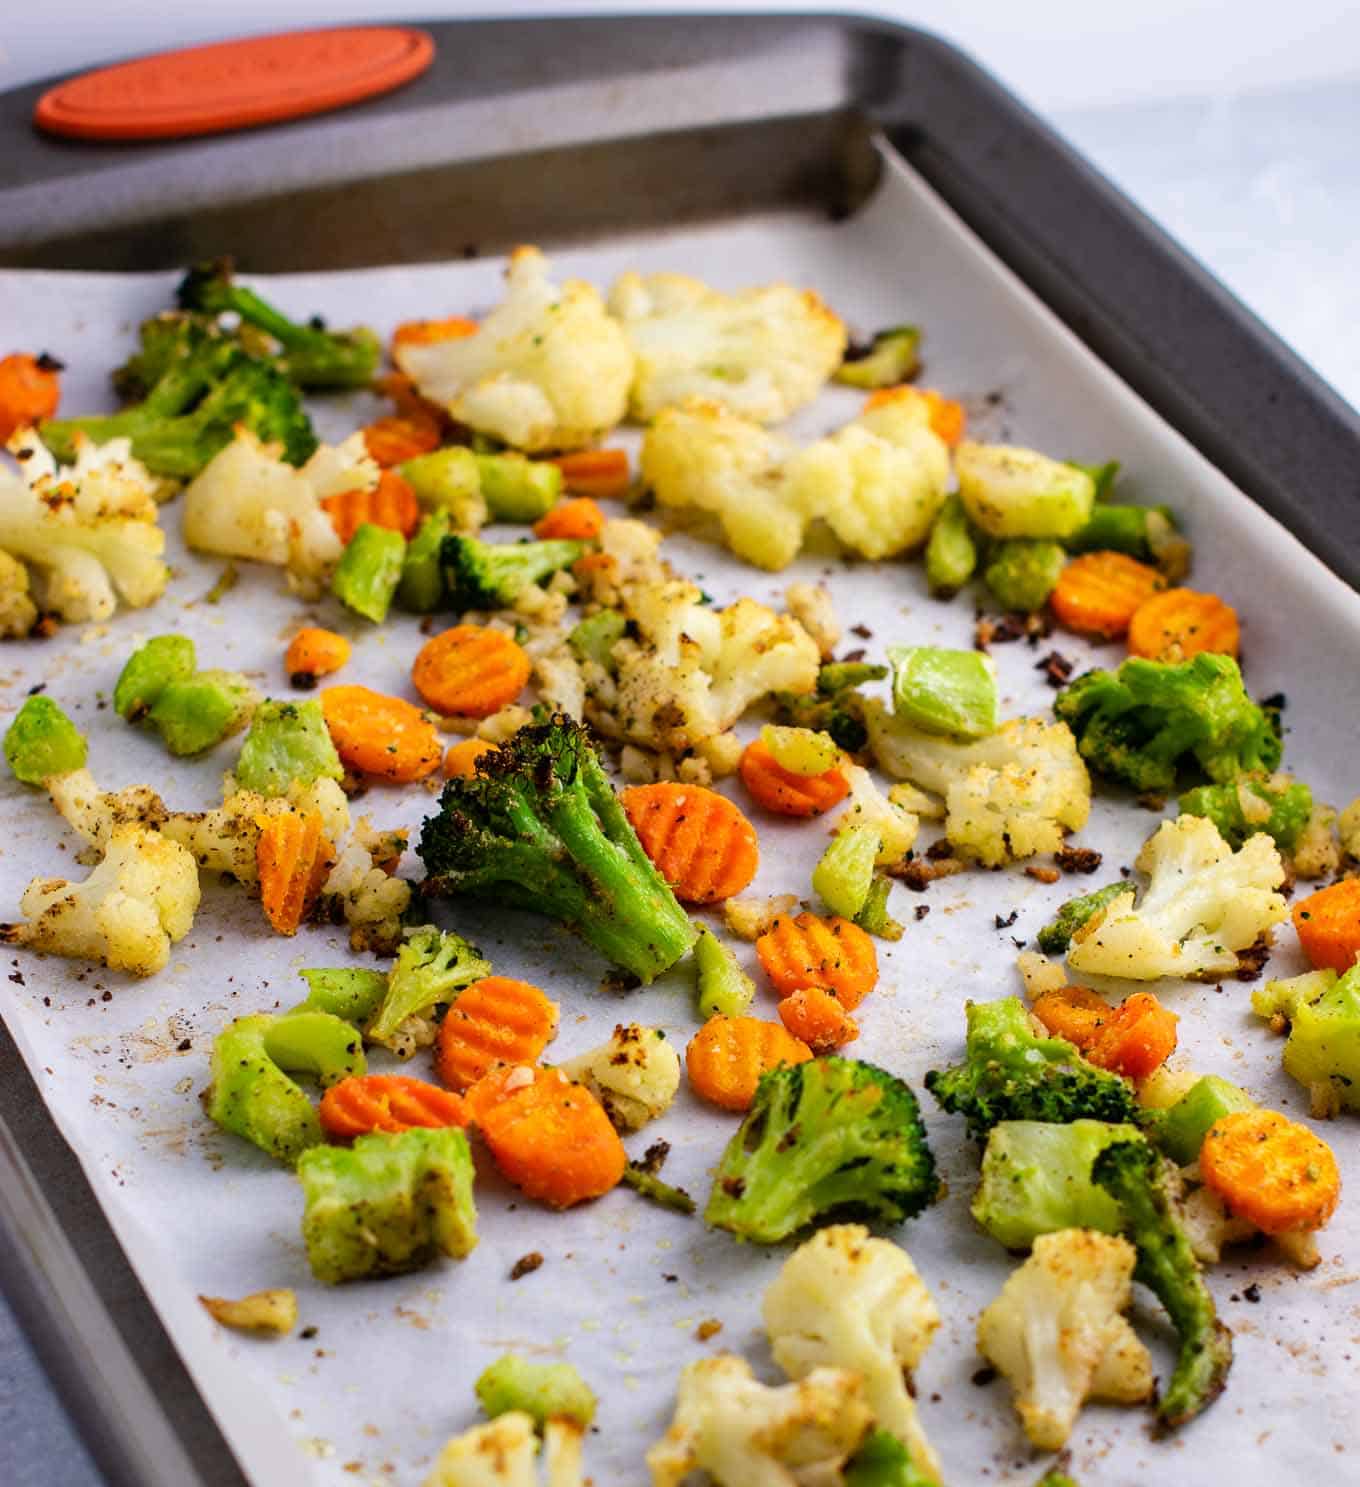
top-left (813, 824), bottom-right (878, 918)
top-left (397, 510), bottom-right (453, 613)
top-left (297, 1126), bottom-right (477, 1284)
top-left (705, 1056), bottom-right (939, 1243)
top-left (114, 635), bottom-right (197, 723)
top-left (475, 1354), bottom-right (597, 1429)
top-left (234, 699), bottom-right (343, 795)
top-left (834, 326), bottom-right (922, 389)
top-left (365, 927), bottom-right (490, 1055)
top-left (843, 1429), bottom-right (937, 1487)
top-left (693, 926), bottom-right (756, 1018)
top-left (177, 259), bottom-right (380, 389)
top-left (1068, 502), bottom-right (1175, 558)
top-left (332, 523), bottom-right (406, 624)
top-left (1065, 459), bottom-right (1121, 501)
top-left (568, 609), bottom-right (627, 673)
top-left (148, 669), bottom-right (259, 756)
top-left (925, 494), bottom-right (978, 596)
top-left (4, 696), bottom-right (87, 785)
top-left (621, 1163), bottom-right (696, 1215)
top-left (417, 717), bottom-right (697, 983)
top-left (475, 453), bottom-right (562, 522)
top-left (291, 966), bottom-right (390, 1025)
top-left (1035, 881), bottom-right (1129, 955)
top-left (854, 875), bottom-right (905, 940)
top-left (1091, 1139), bottom-right (1233, 1430)
top-left (889, 645), bottom-right (997, 739)
top-left (441, 535), bottom-right (585, 610)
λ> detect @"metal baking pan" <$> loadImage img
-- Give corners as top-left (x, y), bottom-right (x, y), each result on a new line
top-left (3, 15), bottom-right (1359, 1487)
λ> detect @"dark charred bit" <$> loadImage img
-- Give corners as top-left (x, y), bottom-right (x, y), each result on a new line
top-left (36, 352), bottom-right (65, 373)
top-left (840, 648), bottom-right (867, 664)
top-left (509, 1252), bottom-right (544, 1281)
top-left (299, 1325), bottom-right (318, 1340)
top-left (926, 838), bottom-right (955, 861)
top-left (1243, 1282), bottom-right (1262, 1303)
top-left (775, 1122), bottom-right (801, 1153)
top-left (32, 614), bottom-right (60, 639)
top-left (1036, 650), bottom-right (1074, 688)
top-left (850, 623), bottom-right (872, 640)
top-left (720, 1176), bottom-right (746, 1199)
top-left (1056, 844), bottom-right (1103, 874)
top-left (26, 682), bottom-right (46, 696)
top-left (914, 905), bottom-right (930, 921)
top-left (888, 857), bottom-right (964, 891)
top-left (601, 969), bottom-right (643, 994)
top-left (994, 911), bottom-right (1019, 930)
top-left (289, 671), bottom-right (319, 691)
top-left (971, 1365), bottom-right (998, 1388)
top-left (1025, 865), bottom-right (1061, 885)
top-left (1137, 792), bottom-right (1168, 812)
top-left (638, 1139), bottom-right (671, 1176)
top-left (975, 612), bottom-right (1030, 652)
top-left (1235, 939), bottom-right (1272, 982)
top-left (1023, 612), bottom-right (1052, 645)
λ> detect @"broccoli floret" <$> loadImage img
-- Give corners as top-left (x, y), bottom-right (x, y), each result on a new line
top-left (234, 699), bottom-right (343, 796)
top-left (45, 320), bottom-right (316, 479)
top-left (177, 258), bottom-right (380, 389)
top-left (1091, 1138), bottom-right (1233, 1430)
top-left (1036, 881), bottom-right (1129, 954)
top-left (418, 717), bottom-right (697, 982)
top-left (365, 927), bottom-right (490, 1056)
top-left (475, 1354), bottom-right (597, 1429)
top-left (1178, 773), bottom-right (1313, 852)
top-left (1268, 963), bottom-right (1360, 1116)
top-left (704, 1056), bottom-right (939, 1243)
top-left (1054, 653), bottom-right (1281, 794)
top-left (4, 695), bottom-right (87, 785)
top-left (773, 661), bottom-right (885, 753)
top-left (925, 997), bottom-right (1143, 1142)
top-left (842, 1429), bottom-right (936, 1487)
top-left (441, 534), bottom-right (585, 610)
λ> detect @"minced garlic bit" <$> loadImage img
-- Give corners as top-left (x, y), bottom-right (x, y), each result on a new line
top-left (783, 583), bottom-right (840, 660)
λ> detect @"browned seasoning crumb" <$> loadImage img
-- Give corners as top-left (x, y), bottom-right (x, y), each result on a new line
top-left (914, 905), bottom-right (930, 921)
top-left (971, 1365), bottom-right (998, 1387)
top-left (994, 911), bottom-right (1018, 930)
top-left (289, 671), bottom-right (318, 691)
top-left (1236, 939), bottom-right (1272, 982)
top-left (1025, 865), bottom-right (1062, 885)
top-left (850, 623), bottom-right (872, 640)
top-left (1137, 792), bottom-right (1168, 812)
top-left (637, 1139), bottom-right (670, 1176)
top-left (840, 648), bottom-right (867, 664)
top-left (695, 1319), bottom-right (723, 1342)
top-left (889, 857), bottom-right (965, 891)
top-left (1055, 844), bottom-right (1103, 874)
top-left (300, 1325), bottom-right (318, 1340)
top-left (925, 838), bottom-right (955, 861)
top-left (1243, 1282), bottom-right (1262, 1303)
top-left (663, 1273), bottom-right (679, 1283)
top-left (509, 1252), bottom-right (544, 1281)
top-left (1035, 650), bottom-right (1074, 688)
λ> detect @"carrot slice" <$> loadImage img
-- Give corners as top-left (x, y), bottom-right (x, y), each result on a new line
top-left (739, 737), bottom-right (849, 818)
top-left (1200, 1108), bottom-right (1340, 1235)
top-left (1087, 992), bottom-right (1177, 1080)
top-left (444, 738), bottom-right (497, 778)
top-left (322, 469), bottom-right (421, 544)
top-left (1050, 551), bottom-right (1165, 638)
top-left (1293, 879), bottom-right (1360, 973)
top-left (474, 1065), bottom-right (625, 1208)
top-left (620, 783), bottom-right (758, 904)
top-left (411, 625), bottom-right (531, 718)
top-left (863, 386), bottom-right (965, 447)
top-left (284, 627), bottom-right (351, 687)
top-left (391, 316), bottom-right (479, 351)
top-left (756, 912), bottom-right (878, 1009)
top-left (0, 353), bottom-right (61, 441)
top-left (1126, 588), bottom-right (1240, 661)
top-left (1030, 985), bottom-right (1110, 1048)
top-left (685, 1015), bottom-right (812, 1112)
top-left (256, 809), bottom-right (334, 936)
top-left (363, 413), bottom-right (442, 468)
top-left (319, 1074), bottom-right (468, 1139)
top-left (433, 976), bottom-right (559, 1091)
top-left (776, 986), bottom-right (859, 1054)
top-left (533, 497), bottom-right (605, 542)
top-left (547, 449), bottom-right (631, 499)
top-left (320, 685), bottom-right (442, 782)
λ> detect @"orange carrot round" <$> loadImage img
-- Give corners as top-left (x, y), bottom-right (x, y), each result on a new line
top-left (322, 470), bottom-right (421, 544)
top-left (1087, 992), bottom-right (1178, 1080)
top-left (776, 987), bottom-right (859, 1054)
top-left (0, 352), bottom-right (61, 441)
top-left (434, 976), bottom-right (559, 1092)
top-left (256, 808), bottom-right (334, 936)
top-left (739, 738), bottom-right (849, 818)
top-left (1031, 985), bottom-right (1110, 1048)
top-left (1127, 588), bottom-right (1240, 661)
top-left (444, 738), bottom-right (497, 778)
top-left (1293, 879), bottom-right (1360, 973)
top-left (548, 449), bottom-right (631, 499)
top-left (319, 1075), bottom-right (468, 1139)
top-left (686, 1015), bottom-right (812, 1112)
top-left (756, 912), bottom-right (878, 1009)
top-left (1200, 1108), bottom-right (1341, 1235)
top-left (363, 413), bottom-right (442, 468)
top-left (1050, 551), bottom-right (1165, 638)
top-left (863, 386), bottom-right (965, 447)
top-left (391, 315), bottom-right (479, 351)
top-left (320, 685), bottom-right (442, 782)
top-left (411, 625), bottom-right (531, 718)
top-left (620, 783), bottom-right (758, 905)
top-left (533, 496), bottom-right (605, 542)
top-left (285, 627), bottom-right (351, 687)
top-left (474, 1066), bottom-right (625, 1208)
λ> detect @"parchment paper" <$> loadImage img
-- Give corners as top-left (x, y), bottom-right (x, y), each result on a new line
top-left (2, 149), bottom-right (1358, 1487)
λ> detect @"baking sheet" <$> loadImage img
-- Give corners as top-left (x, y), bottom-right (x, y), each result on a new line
top-left (2, 147), bottom-right (1359, 1487)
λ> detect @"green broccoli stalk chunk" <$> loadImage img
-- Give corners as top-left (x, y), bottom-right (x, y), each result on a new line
top-left (292, 966), bottom-right (390, 1025)
top-left (474, 1354), bottom-right (597, 1429)
top-left (1150, 1076), bottom-right (1255, 1166)
top-left (924, 997), bottom-right (1143, 1143)
top-left (114, 635), bottom-right (197, 722)
top-left (568, 609), bottom-right (627, 673)
top-left (397, 510), bottom-right (453, 613)
top-left (843, 1429), bottom-right (936, 1487)
top-left (332, 523), bottom-right (406, 624)
top-left (1178, 775), bottom-right (1313, 852)
top-left (889, 645), bottom-right (997, 739)
top-left (206, 1011), bottom-right (364, 1165)
top-left (148, 670), bottom-right (259, 756)
top-left (1054, 653), bottom-right (1282, 794)
top-left (417, 717), bottom-right (697, 983)
top-left (854, 875), bottom-right (904, 941)
top-left (297, 1126), bottom-right (477, 1284)
top-left (365, 927), bottom-right (491, 1055)
top-left (1065, 459), bottom-right (1121, 501)
top-left (972, 1119), bottom-right (1140, 1249)
top-left (621, 1164), bottom-right (697, 1214)
top-left (177, 258), bottom-right (380, 389)
top-left (234, 699), bottom-right (343, 795)
top-left (1275, 963), bottom-right (1360, 1114)
top-left (1091, 1138), bottom-right (1233, 1430)
top-left (475, 453), bottom-right (563, 522)
top-left (834, 326), bottom-right (922, 390)
top-left (693, 926), bottom-right (755, 1018)
top-left (441, 535), bottom-right (585, 610)
top-left (924, 494), bottom-right (978, 596)
top-left (1036, 881), bottom-right (1128, 955)
top-left (812, 823), bottom-right (878, 918)
top-left (704, 1056), bottom-right (939, 1243)
top-left (4, 696), bottom-right (87, 785)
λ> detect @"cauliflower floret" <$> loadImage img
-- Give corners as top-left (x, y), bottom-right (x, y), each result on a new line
top-left (316, 838), bottom-right (412, 956)
top-left (422, 1411), bottom-right (584, 1487)
top-left (532, 647), bottom-right (586, 720)
top-left (609, 271), bottom-right (845, 424)
top-left (572, 516), bottom-right (672, 608)
top-left (641, 396), bottom-right (949, 571)
top-left (865, 702), bottom-right (1090, 866)
top-left (0, 548), bottom-right (37, 637)
top-left (834, 765), bottom-right (919, 865)
top-left (1339, 796), bottom-right (1360, 861)
top-left (47, 768), bottom-right (170, 858)
top-left (646, 1354), bottom-right (871, 1487)
top-left (0, 824), bottom-right (199, 977)
top-left (558, 1023), bottom-right (680, 1132)
top-left (976, 1228), bottom-right (1154, 1450)
top-left (1291, 803), bottom-right (1340, 880)
top-left (1066, 815), bottom-right (1287, 981)
top-left (722, 893), bottom-right (800, 941)
top-left (608, 581), bottom-right (818, 752)
top-left (0, 432), bottom-right (167, 622)
top-left (783, 582), bottom-right (840, 660)
top-left (762, 1224), bottom-right (942, 1482)
top-left (181, 428), bottom-right (360, 595)
top-left (397, 248), bottom-right (632, 453)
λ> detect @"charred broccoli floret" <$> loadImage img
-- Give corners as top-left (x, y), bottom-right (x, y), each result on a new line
top-left (417, 717), bottom-right (696, 982)
top-left (1091, 1138), bottom-right (1233, 1430)
top-left (440, 534), bottom-right (585, 610)
top-left (925, 997), bottom-right (1143, 1142)
top-left (773, 661), bottom-right (885, 754)
top-left (704, 1056), bottom-right (939, 1243)
top-left (1178, 773), bottom-right (1313, 852)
